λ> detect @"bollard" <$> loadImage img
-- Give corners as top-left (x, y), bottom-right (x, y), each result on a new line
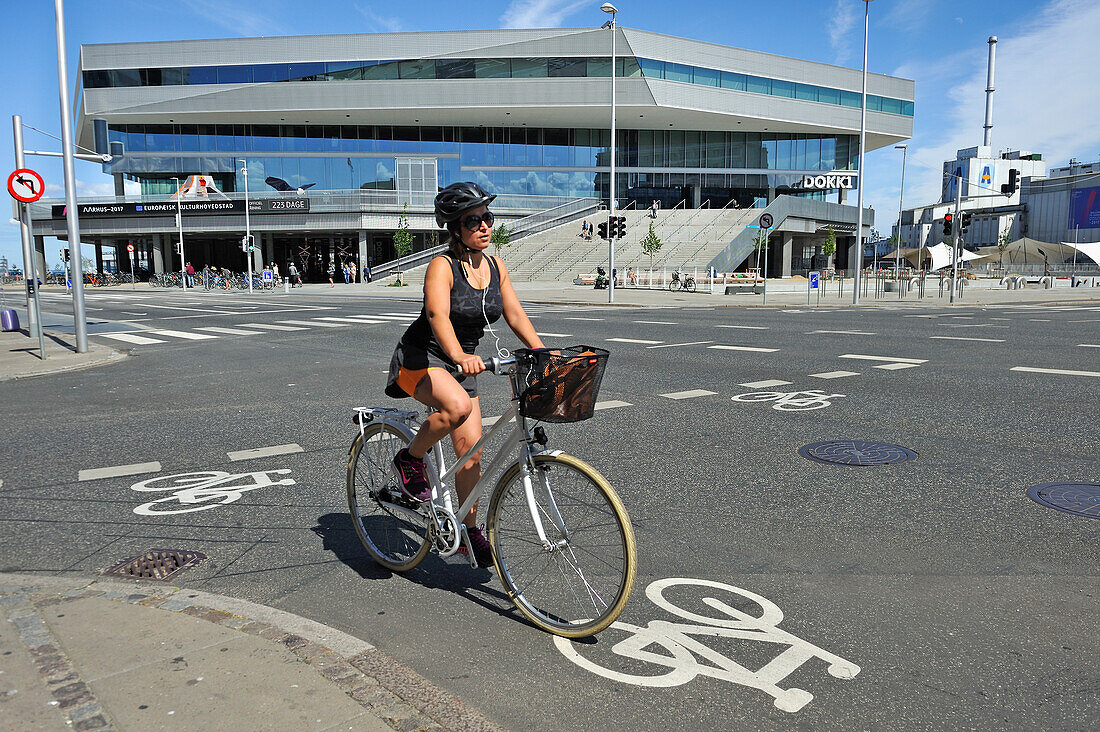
top-left (284, 279), bottom-right (290, 294)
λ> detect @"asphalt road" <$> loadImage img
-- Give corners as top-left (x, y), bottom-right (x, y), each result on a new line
top-left (1, 287), bottom-right (1098, 730)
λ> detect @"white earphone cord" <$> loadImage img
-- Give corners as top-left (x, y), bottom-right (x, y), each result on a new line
top-left (469, 252), bottom-right (511, 360)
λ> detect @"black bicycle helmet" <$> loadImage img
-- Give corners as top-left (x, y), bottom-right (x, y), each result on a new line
top-left (434, 182), bottom-right (496, 228)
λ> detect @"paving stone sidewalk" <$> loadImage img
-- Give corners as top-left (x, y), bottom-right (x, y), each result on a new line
top-left (0, 574), bottom-right (504, 732)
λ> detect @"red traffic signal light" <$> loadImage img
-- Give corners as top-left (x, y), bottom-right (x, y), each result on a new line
top-left (942, 213), bottom-right (953, 237)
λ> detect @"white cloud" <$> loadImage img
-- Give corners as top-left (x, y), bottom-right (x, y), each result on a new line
top-left (867, 0), bottom-right (1100, 228)
top-left (500, 0), bottom-right (589, 30)
top-left (356, 6), bottom-right (404, 33)
top-left (882, 0), bottom-right (935, 31)
top-left (827, 0), bottom-right (859, 66)
top-left (183, 0), bottom-right (288, 37)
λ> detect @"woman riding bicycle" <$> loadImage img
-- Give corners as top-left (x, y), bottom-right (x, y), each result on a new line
top-left (384, 182), bottom-right (545, 566)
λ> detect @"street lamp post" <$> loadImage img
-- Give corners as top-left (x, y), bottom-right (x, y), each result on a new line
top-left (602, 2), bottom-right (618, 304)
top-left (894, 143), bottom-right (907, 287)
top-left (240, 159), bottom-right (253, 293)
top-left (171, 176), bottom-right (186, 288)
top-left (852, 0), bottom-right (873, 305)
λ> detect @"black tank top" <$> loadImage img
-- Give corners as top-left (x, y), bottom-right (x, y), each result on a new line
top-left (400, 254), bottom-right (504, 361)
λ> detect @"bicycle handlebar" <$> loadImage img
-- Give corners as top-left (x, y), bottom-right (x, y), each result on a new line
top-left (456, 356), bottom-right (516, 375)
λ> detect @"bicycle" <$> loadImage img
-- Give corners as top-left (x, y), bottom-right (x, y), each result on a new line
top-left (667, 270), bottom-right (696, 293)
top-left (731, 389), bottom-right (844, 411)
top-left (346, 347), bottom-right (636, 638)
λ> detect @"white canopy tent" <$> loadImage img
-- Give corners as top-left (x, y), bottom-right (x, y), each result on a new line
top-left (926, 242), bottom-right (985, 271)
top-left (1059, 241), bottom-right (1100, 267)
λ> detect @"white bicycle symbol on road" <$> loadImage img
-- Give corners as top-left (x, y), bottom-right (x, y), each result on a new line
top-left (130, 470), bottom-right (296, 515)
top-left (553, 578), bottom-right (860, 713)
top-left (732, 389), bottom-right (845, 411)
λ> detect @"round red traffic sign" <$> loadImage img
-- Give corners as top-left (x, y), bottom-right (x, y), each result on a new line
top-left (127, 244), bottom-right (135, 253)
top-left (8, 168), bottom-right (45, 203)
top-left (759, 213), bottom-right (774, 229)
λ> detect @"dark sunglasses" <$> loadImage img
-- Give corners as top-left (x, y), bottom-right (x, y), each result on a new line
top-left (461, 211), bottom-right (495, 231)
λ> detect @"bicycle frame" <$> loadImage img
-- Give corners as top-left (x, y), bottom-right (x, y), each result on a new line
top-left (356, 365), bottom-right (569, 562)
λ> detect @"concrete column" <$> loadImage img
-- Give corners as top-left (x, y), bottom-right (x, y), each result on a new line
top-left (692, 186), bottom-right (702, 208)
top-left (264, 232), bottom-right (274, 269)
top-left (113, 173), bottom-right (126, 196)
top-left (152, 234), bottom-right (166, 275)
top-left (252, 234), bottom-right (264, 272)
top-left (781, 233), bottom-right (793, 278)
top-left (33, 236), bottom-right (46, 281)
top-left (358, 230), bottom-right (369, 285)
top-left (95, 240), bottom-right (105, 273)
top-left (838, 188), bottom-right (848, 205)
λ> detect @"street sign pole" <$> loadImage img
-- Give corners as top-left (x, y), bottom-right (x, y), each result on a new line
top-left (127, 243), bottom-right (136, 290)
top-left (11, 116), bottom-right (46, 359)
top-left (950, 181), bottom-right (961, 304)
top-left (54, 0), bottom-right (88, 352)
top-left (240, 160), bottom-right (253, 293)
top-left (759, 213), bottom-right (773, 306)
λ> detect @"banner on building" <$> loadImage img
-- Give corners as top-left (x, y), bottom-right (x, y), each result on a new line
top-left (1069, 186), bottom-right (1100, 229)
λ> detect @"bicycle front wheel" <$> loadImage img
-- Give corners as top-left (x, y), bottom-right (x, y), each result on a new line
top-left (488, 453), bottom-right (636, 638)
top-left (667, 280), bottom-right (679, 292)
top-left (347, 422), bottom-right (431, 572)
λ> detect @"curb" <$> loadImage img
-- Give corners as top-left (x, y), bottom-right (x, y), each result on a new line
top-left (0, 340), bottom-right (126, 383)
top-left (0, 574), bottom-right (504, 732)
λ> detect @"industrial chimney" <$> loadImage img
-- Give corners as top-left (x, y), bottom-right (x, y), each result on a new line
top-left (983, 36), bottom-right (997, 147)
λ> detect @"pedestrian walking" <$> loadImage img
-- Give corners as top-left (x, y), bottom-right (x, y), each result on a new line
top-left (288, 261), bottom-right (302, 287)
top-left (185, 261), bottom-right (195, 288)
top-left (364, 263), bottom-right (372, 283)
top-left (271, 261), bottom-right (280, 285)
top-left (343, 262), bottom-right (351, 284)
top-left (327, 261), bottom-right (336, 288)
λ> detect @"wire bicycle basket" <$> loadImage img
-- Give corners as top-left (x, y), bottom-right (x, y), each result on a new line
top-left (515, 346), bottom-right (609, 423)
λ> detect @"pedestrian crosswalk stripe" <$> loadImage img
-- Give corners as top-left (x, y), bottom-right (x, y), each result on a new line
top-left (594, 400), bottom-right (632, 410)
top-left (739, 379), bottom-right (792, 388)
top-left (1077, 344), bottom-right (1100, 348)
top-left (316, 316), bottom-right (387, 324)
top-left (607, 337), bottom-right (663, 345)
top-left (660, 389), bottom-right (717, 400)
top-left (647, 340), bottom-right (713, 349)
top-left (195, 326), bottom-right (263, 335)
top-left (809, 370), bottom-right (860, 379)
top-left (280, 319), bottom-right (343, 327)
top-left (537, 332), bottom-right (572, 338)
top-left (564, 317), bottom-right (604, 321)
top-left (151, 329), bottom-right (219, 340)
top-left (634, 320), bottom-right (678, 325)
top-left (708, 345), bottom-right (779, 353)
top-left (840, 354), bottom-right (926, 364)
top-left (811, 330), bottom-right (876, 336)
top-left (715, 324), bottom-right (768, 330)
top-left (930, 336), bottom-right (1006, 343)
top-left (240, 323), bottom-right (307, 331)
top-left (98, 333), bottom-right (165, 345)
top-left (358, 314), bottom-right (415, 321)
top-left (1011, 366), bottom-right (1100, 378)
top-left (873, 363), bottom-right (920, 370)
top-left (227, 443), bottom-right (304, 461)
top-left (382, 312), bottom-right (420, 317)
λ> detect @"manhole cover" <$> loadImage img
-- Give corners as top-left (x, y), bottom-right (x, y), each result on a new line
top-left (1027, 483), bottom-right (1100, 519)
top-left (102, 549), bottom-right (208, 581)
top-left (798, 440), bottom-right (917, 466)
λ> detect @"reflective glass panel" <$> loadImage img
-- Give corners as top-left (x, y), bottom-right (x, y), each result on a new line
top-left (253, 63), bottom-right (289, 82)
top-left (548, 58), bottom-right (586, 77)
top-left (187, 66), bottom-right (218, 85)
top-left (324, 61), bottom-right (363, 81)
top-left (746, 75), bottom-right (770, 94)
top-left (217, 65), bottom-right (252, 84)
top-left (771, 79), bottom-right (795, 98)
top-left (511, 58), bottom-right (547, 78)
top-left (665, 62), bottom-right (693, 83)
top-left (795, 83), bottom-right (817, 101)
top-left (638, 58), bottom-right (664, 79)
top-left (587, 58), bottom-right (611, 78)
top-left (720, 71), bottom-right (746, 91)
top-left (436, 59), bottom-right (475, 79)
top-left (475, 59), bottom-right (510, 78)
top-left (362, 62), bottom-right (399, 80)
top-left (109, 69), bottom-right (142, 87)
top-left (619, 56), bottom-right (641, 77)
top-left (288, 62), bottom-right (325, 81)
top-left (694, 67), bottom-right (719, 87)
top-left (817, 86), bottom-right (840, 105)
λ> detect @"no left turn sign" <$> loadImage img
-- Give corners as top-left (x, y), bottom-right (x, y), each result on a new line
top-left (8, 168), bottom-right (45, 203)
top-left (759, 213), bottom-right (774, 229)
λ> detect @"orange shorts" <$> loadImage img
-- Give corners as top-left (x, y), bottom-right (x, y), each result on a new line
top-left (395, 366), bottom-right (442, 398)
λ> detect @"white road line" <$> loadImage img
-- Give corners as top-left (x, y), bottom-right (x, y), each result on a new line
top-left (708, 345), bottom-right (779, 353)
top-left (873, 363), bottom-right (921, 370)
top-left (634, 320), bottom-right (678, 325)
top-left (1029, 319), bottom-right (1052, 322)
top-left (382, 312), bottom-right (420, 317)
top-left (646, 340), bottom-right (714, 349)
top-left (316, 316), bottom-right (387, 324)
top-left (930, 336), bottom-right (1006, 343)
top-left (945, 324), bottom-right (1009, 329)
top-left (1011, 366), bottom-right (1100, 378)
top-left (809, 370), bottom-right (860, 379)
top-left (1077, 344), bottom-right (1100, 348)
top-left (739, 379), bottom-right (792, 388)
top-left (1070, 319), bottom-right (1100, 323)
top-left (352, 314), bottom-right (414, 321)
top-left (137, 303), bottom-right (224, 314)
top-left (79, 461), bottom-right (162, 482)
top-left (537, 332), bottom-right (573, 338)
top-left (97, 333), bottom-right (165, 345)
top-left (715, 324), bottom-right (768, 330)
top-left (121, 311), bottom-right (147, 316)
top-left (810, 330), bottom-right (876, 335)
top-left (151, 329), bottom-right (219, 340)
top-left (594, 400), bottom-right (632, 410)
top-left (660, 389), bottom-right (717, 400)
top-left (606, 337), bottom-right (664, 345)
top-left (564, 317), bottom-right (604, 321)
top-left (240, 323), bottom-right (307, 331)
top-left (990, 317), bottom-right (1013, 321)
top-left (195, 326), bottom-right (263, 335)
top-left (840, 354), bottom-right (927, 364)
top-left (227, 443), bottom-right (304, 461)
top-left (279, 319), bottom-right (344, 328)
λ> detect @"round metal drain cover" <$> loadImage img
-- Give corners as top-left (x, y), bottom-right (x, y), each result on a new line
top-left (798, 440), bottom-right (917, 466)
top-left (1027, 482), bottom-right (1100, 519)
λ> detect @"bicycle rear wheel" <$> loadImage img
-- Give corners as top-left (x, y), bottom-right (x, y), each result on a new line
top-left (685, 278), bottom-right (697, 293)
top-left (487, 453), bottom-right (636, 638)
top-left (346, 422), bottom-right (431, 571)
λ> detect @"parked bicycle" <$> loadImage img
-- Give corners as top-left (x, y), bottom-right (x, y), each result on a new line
top-left (668, 270), bottom-right (696, 293)
top-left (346, 347), bottom-right (636, 638)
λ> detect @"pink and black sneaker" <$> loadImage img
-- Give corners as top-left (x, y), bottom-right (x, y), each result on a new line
top-left (458, 526), bottom-right (495, 567)
top-left (391, 447), bottom-right (431, 502)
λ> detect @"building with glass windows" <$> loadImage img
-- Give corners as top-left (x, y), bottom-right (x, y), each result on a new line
top-left (28, 26), bottom-right (913, 280)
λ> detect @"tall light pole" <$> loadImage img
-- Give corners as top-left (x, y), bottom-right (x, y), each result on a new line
top-left (601, 2), bottom-right (618, 304)
top-left (54, 0), bottom-right (89, 351)
top-left (894, 143), bottom-right (907, 280)
top-left (170, 176), bottom-right (186, 288)
top-left (852, 0), bottom-right (873, 305)
top-left (240, 159), bottom-right (254, 293)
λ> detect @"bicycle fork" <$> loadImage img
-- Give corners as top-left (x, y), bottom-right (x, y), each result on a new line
top-left (521, 459), bottom-right (570, 551)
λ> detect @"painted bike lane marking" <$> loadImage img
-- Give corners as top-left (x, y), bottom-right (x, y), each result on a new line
top-left (130, 469), bottom-right (296, 515)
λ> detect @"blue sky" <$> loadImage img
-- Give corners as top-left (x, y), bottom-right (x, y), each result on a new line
top-left (2, 0), bottom-right (1097, 268)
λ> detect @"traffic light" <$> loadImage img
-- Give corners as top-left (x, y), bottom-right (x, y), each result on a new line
top-left (611, 216), bottom-right (626, 239)
top-left (240, 235), bottom-right (255, 252)
top-left (597, 219), bottom-right (609, 240)
top-left (62, 248), bottom-right (70, 263)
top-left (959, 212), bottom-right (973, 232)
top-left (1000, 168), bottom-right (1019, 195)
top-left (942, 213), bottom-right (953, 237)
